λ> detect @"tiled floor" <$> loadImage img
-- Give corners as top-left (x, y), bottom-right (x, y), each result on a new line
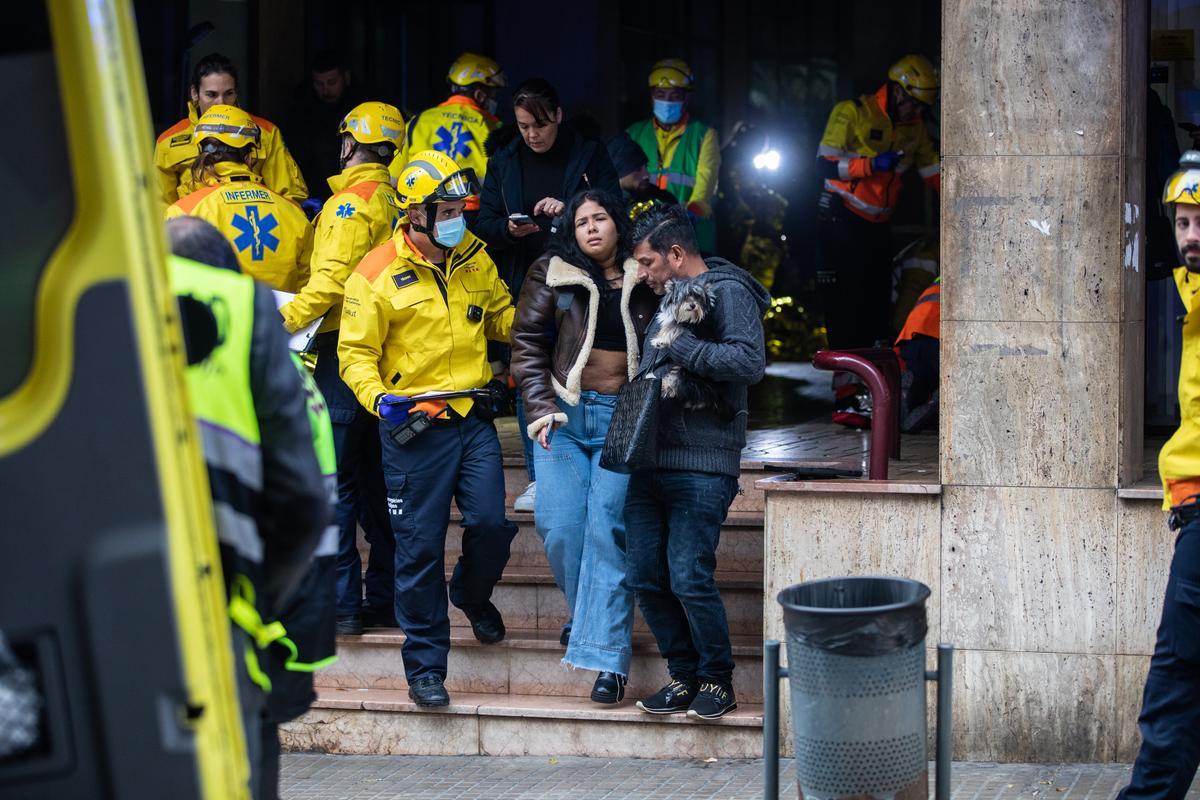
top-left (280, 754), bottom-right (1199, 799)
top-left (498, 362), bottom-right (941, 483)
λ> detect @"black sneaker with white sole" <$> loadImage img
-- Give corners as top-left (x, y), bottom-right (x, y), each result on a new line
top-left (636, 678), bottom-right (698, 715)
top-left (686, 682), bottom-right (737, 720)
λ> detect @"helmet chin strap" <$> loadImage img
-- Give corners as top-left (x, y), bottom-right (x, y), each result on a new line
top-left (409, 203), bottom-right (452, 250)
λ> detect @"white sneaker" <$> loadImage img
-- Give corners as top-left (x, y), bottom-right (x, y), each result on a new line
top-left (513, 481), bottom-right (536, 512)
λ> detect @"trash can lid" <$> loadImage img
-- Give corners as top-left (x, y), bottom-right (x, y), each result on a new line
top-left (777, 576), bottom-right (930, 616)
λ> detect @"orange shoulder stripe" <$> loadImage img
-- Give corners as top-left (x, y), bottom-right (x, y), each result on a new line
top-left (355, 239), bottom-right (398, 283)
top-left (172, 184), bottom-right (221, 215)
top-left (250, 114), bottom-right (276, 133)
top-left (341, 181), bottom-right (382, 203)
top-left (156, 117), bottom-right (191, 144)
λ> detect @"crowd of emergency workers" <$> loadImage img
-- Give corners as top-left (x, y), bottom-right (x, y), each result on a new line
top-left (157, 49), bottom-right (958, 799)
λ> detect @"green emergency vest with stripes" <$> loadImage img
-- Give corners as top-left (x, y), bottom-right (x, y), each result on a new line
top-left (169, 255), bottom-right (337, 687)
top-left (627, 117), bottom-right (715, 252)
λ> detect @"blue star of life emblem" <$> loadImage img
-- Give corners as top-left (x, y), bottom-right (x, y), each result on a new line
top-left (230, 205), bottom-right (280, 261)
top-left (336, 202), bottom-right (355, 219)
top-left (434, 121), bottom-right (475, 161)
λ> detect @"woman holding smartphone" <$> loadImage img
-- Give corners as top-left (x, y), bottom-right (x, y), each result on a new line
top-left (509, 188), bottom-right (658, 703)
top-left (475, 78), bottom-right (620, 513)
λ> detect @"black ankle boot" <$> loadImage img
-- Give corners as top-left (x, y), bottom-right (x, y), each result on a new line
top-left (590, 672), bottom-right (627, 704)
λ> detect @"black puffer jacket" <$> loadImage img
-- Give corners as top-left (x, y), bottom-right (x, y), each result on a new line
top-left (473, 123), bottom-right (621, 302)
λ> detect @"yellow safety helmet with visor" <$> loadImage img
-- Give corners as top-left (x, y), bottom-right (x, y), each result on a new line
top-left (888, 54), bottom-right (939, 106)
top-left (1164, 151), bottom-right (1200, 206)
top-left (648, 58), bottom-right (694, 89)
top-left (192, 104), bottom-right (259, 152)
top-left (447, 52), bottom-right (506, 89)
top-left (396, 149), bottom-right (480, 209)
top-left (340, 101), bottom-right (406, 149)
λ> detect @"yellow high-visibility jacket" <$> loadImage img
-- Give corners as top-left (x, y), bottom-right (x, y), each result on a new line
top-left (280, 162), bottom-right (401, 334)
top-left (338, 227), bottom-right (514, 416)
top-left (388, 95), bottom-right (501, 185)
top-left (165, 163), bottom-right (313, 293)
top-left (817, 85), bottom-right (940, 223)
top-left (1161, 266), bottom-right (1200, 509)
top-left (155, 102), bottom-right (308, 206)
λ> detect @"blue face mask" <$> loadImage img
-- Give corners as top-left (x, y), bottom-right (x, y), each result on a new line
top-left (433, 214), bottom-right (466, 249)
top-left (653, 99), bottom-right (684, 125)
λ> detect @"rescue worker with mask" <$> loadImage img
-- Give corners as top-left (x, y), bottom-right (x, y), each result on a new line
top-left (338, 150), bottom-right (518, 707)
top-left (626, 58), bottom-right (720, 253)
top-left (156, 52), bottom-right (308, 206)
top-left (280, 101), bottom-right (406, 637)
top-left (166, 105), bottom-right (314, 293)
top-left (1119, 151), bottom-right (1200, 800)
top-left (814, 53), bottom-right (940, 425)
top-left (389, 52), bottom-right (505, 199)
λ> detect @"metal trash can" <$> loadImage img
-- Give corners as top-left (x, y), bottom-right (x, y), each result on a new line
top-left (763, 576), bottom-right (952, 800)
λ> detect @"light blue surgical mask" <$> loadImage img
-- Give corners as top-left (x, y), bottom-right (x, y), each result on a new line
top-left (653, 99), bottom-right (684, 125)
top-left (433, 214), bottom-right (466, 249)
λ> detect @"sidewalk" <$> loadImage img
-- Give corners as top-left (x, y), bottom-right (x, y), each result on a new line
top-left (281, 754), bottom-right (1200, 799)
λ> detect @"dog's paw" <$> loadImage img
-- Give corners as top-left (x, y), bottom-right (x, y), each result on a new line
top-left (650, 324), bottom-right (680, 350)
top-left (660, 368), bottom-right (682, 399)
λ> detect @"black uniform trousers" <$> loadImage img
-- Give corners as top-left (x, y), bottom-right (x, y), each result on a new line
top-left (378, 413), bottom-right (517, 681)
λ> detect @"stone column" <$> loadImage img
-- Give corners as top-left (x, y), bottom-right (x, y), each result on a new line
top-left (940, 0), bottom-right (1146, 760)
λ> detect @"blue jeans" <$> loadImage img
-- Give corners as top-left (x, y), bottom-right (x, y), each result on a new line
top-left (313, 337), bottom-right (394, 619)
top-left (624, 470), bottom-right (739, 686)
top-left (516, 394), bottom-right (535, 482)
top-left (379, 414), bottom-right (517, 681)
top-left (534, 392), bottom-right (634, 675)
top-left (1120, 513), bottom-right (1200, 800)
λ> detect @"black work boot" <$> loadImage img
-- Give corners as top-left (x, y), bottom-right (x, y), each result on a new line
top-left (407, 675), bottom-right (450, 707)
top-left (460, 601), bottom-right (506, 644)
top-left (335, 615), bottom-right (363, 636)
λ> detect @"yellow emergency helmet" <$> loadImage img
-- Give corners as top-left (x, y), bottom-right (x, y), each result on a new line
top-left (888, 54), bottom-right (939, 106)
top-left (447, 53), bottom-right (506, 89)
top-left (396, 149), bottom-right (481, 209)
top-left (339, 101), bottom-right (405, 149)
top-left (1164, 151), bottom-right (1200, 206)
top-left (193, 104), bottom-right (259, 150)
top-left (648, 58), bottom-right (694, 90)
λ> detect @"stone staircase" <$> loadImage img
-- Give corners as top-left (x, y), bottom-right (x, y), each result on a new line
top-left (280, 458), bottom-right (783, 759)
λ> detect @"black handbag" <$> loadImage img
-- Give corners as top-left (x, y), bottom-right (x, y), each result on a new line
top-left (600, 368), bottom-right (662, 474)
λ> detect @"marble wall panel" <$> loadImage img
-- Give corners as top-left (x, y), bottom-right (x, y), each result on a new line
top-left (941, 157), bottom-right (1123, 324)
top-left (1115, 654), bottom-right (1151, 762)
top-left (763, 493), bottom-right (942, 645)
top-left (941, 486), bottom-right (1116, 653)
top-left (1116, 500), bottom-right (1172, 656)
top-left (952, 649), bottom-right (1117, 762)
top-left (942, 0), bottom-right (1122, 157)
top-left (940, 320), bottom-right (1120, 488)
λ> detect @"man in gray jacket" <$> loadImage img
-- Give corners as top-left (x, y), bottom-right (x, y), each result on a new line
top-left (626, 204), bottom-right (770, 720)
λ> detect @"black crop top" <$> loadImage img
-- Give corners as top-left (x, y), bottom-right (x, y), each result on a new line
top-left (592, 286), bottom-right (625, 352)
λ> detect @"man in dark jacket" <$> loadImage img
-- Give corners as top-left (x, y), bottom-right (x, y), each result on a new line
top-left (625, 203), bottom-right (769, 722)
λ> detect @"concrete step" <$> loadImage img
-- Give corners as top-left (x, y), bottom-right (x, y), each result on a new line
top-left (280, 688), bottom-right (764, 759)
top-left (443, 572), bottom-right (763, 639)
top-left (318, 627), bottom-right (765, 704)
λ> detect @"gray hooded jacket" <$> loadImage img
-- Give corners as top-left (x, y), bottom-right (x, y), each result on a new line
top-left (635, 258), bottom-right (771, 477)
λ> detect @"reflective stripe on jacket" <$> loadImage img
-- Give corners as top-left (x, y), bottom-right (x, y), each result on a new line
top-left (165, 163), bottom-right (314, 293)
top-left (627, 116), bottom-right (720, 251)
top-left (155, 102), bottom-right (308, 206)
top-left (338, 227), bottom-right (515, 417)
top-left (281, 163), bottom-right (401, 334)
top-left (817, 85), bottom-right (940, 223)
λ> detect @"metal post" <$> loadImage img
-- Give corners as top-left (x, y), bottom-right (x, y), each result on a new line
top-left (935, 643), bottom-right (954, 800)
top-left (763, 640), bottom-right (781, 800)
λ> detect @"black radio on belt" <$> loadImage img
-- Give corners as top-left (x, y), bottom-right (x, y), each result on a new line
top-left (466, 304), bottom-right (483, 323)
top-left (389, 410), bottom-right (433, 447)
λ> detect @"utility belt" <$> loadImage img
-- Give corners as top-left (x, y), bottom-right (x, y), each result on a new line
top-left (1168, 496), bottom-right (1200, 531)
top-left (383, 383), bottom-right (509, 447)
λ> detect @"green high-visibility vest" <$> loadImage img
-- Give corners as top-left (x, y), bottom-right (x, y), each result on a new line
top-left (627, 118), bottom-right (715, 252)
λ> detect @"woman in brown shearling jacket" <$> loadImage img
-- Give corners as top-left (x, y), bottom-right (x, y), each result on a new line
top-left (509, 188), bottom-right (659, 704)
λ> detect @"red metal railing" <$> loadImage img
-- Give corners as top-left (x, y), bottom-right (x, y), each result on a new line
top-left (811, 348), bottom-right (900, 480)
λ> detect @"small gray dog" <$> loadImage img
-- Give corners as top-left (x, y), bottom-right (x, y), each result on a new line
top-left (649, 278), bottom-right (724, 411)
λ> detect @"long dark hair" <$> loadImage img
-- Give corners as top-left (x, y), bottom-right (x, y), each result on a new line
top-left (191, 52), bottom-right (237, 91)
top-left (547, 189), bottom-right (631, 294)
